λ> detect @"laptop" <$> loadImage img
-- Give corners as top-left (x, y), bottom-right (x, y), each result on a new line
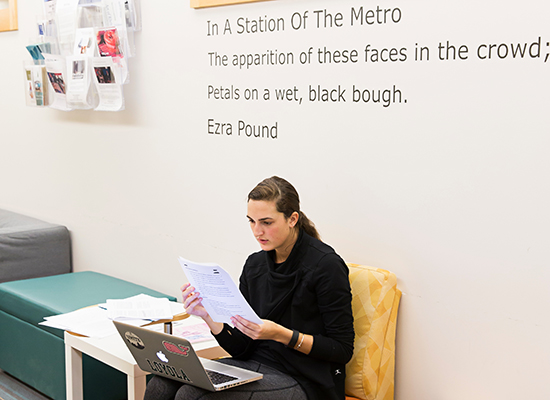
top-left (113, 321), bottom-right (263, 391)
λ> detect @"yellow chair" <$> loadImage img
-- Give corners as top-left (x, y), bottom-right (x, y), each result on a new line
top-left (345, 264), bottom-right (401, 400)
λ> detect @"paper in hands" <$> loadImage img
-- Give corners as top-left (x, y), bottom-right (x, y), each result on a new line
top-left (178, 257), bottom-right (263, 326)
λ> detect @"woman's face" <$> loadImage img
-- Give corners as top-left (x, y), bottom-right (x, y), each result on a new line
top-left (247, 200), bottom-right (298, 261)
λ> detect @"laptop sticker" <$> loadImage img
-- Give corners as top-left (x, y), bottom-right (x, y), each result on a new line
top-left (157, 351), bottom-right (169, 362)
top-left (124, 331), bottom-right (145, 349)
top-left (163, 340), bottom-right (190, 357)
top-left (146, 358), bottom-right (192, 382)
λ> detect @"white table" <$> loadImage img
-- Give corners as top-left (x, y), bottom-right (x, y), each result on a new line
top-left (65, 316), bottom-right (228, 400)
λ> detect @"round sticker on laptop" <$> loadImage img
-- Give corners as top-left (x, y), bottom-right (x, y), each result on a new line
top-left (125, 331), bottom-right (145, 349)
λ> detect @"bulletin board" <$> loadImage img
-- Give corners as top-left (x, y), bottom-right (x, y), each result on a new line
top-left (191, 0), bottom-right (271, 9)
top-left (0, 0), bottom-right (17, 32)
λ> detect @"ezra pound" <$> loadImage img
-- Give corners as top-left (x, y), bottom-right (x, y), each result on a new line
top-left (208, 119), bottom-right (278, 139)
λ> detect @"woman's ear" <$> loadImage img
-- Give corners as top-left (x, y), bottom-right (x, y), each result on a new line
top-left (289, 211), bottom-right (299, 228)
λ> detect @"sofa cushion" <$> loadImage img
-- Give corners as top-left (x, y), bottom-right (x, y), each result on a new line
top-left (0, 271), bottom-right (177, 339)
top-left (0, 209), bottom-right (71, 283)
top-left (345, 264), bottom-right (401, 400)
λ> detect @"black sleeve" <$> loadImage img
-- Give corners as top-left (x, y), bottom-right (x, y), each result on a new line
top-left (212, 323), bottom-right (256, 359)
top-left (308, 255), bottom-right (355, 364)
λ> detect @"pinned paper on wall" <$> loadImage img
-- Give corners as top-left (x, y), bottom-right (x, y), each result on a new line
top-left (23, 0), bottom-right (140, 111)
top-left (190, 0), bottom-right (271, 9)
top-left (0, 0), bottom-right (17, 32)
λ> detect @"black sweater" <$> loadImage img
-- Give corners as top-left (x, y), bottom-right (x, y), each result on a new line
top-left (214, 231), bottom-right (355, 400)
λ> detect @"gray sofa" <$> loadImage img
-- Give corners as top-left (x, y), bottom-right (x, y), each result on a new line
top-left (0, 209), bottom-right (72, 283)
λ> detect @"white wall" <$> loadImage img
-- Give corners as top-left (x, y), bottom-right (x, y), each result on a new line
top-left (1, 0), bottom-right (549, 399)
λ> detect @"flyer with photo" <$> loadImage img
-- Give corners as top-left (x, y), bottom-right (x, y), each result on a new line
top-left (97, 28), bottom-right (122, 58)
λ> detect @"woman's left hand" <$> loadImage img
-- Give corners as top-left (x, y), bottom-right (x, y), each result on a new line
top-left (230, 315), bottom-right (282, 341)
top-left (231, 315), bottom-right (312, 354)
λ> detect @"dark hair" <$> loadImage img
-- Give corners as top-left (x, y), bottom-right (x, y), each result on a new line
top-left (247, 176), bottom-right (320, 240)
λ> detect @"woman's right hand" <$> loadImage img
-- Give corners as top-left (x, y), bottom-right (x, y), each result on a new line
top-left (181, 283), bottom-right (224, 335)
top-left (181, 283), bottom-right (209, 319)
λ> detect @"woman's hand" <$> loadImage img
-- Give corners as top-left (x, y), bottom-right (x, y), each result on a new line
top-left (181, 283), bottom-right (224, 335)
top-left (181, 283), bottom-right (209, 319)
top-left (230, 315), bottom-right (287, 342)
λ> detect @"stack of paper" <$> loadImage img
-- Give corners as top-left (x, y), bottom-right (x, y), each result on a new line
top-left (105, 293), bottom-right (175, 320)
top-left (40, 306), bottom-right (114, 338)
top-left (39, 294), bottom-right (185, 338)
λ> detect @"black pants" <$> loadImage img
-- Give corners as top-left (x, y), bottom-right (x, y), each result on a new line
top-left (144, 359), bottom-right (307, 400)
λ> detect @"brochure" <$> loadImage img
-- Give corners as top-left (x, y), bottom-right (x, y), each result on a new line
top-left (92, 56), bottom-right (124, 111)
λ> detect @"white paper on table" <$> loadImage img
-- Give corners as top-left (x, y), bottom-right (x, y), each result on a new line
top-left (113, 317), bottom-right (151, 327)
top-left (178, 257), bottom-right (263, 326)
top-left (169, 301), bottom-right (186, 316)
top-left (99, 299), bottom-right (184, 319)
top-left (106, 294), bottom-right (173, 320)
top-left (39, 296), bottom-right (181, 338)
top-left (40, 306), bottom-right (116, 338)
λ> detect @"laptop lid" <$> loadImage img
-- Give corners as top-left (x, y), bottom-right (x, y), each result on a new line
top-left (113, 321), bottom-right (263, 391)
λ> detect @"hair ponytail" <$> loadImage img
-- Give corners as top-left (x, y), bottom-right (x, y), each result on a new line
top-left (248, 176), bottom-right (321, 241)
top-left (297, 211), bottom-right (320, 241)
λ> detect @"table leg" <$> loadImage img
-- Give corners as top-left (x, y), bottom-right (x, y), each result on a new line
top-left (65, 342), bottom-right (84, 400)
top-left (128, 374), bottom-right (147, 400)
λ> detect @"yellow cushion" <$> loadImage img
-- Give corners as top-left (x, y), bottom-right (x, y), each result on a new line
top-left (345, 264), bottom-right (401, 400)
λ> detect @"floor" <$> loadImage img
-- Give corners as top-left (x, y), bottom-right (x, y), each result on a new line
top-left (0, 369), bottom-right (51, 400)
